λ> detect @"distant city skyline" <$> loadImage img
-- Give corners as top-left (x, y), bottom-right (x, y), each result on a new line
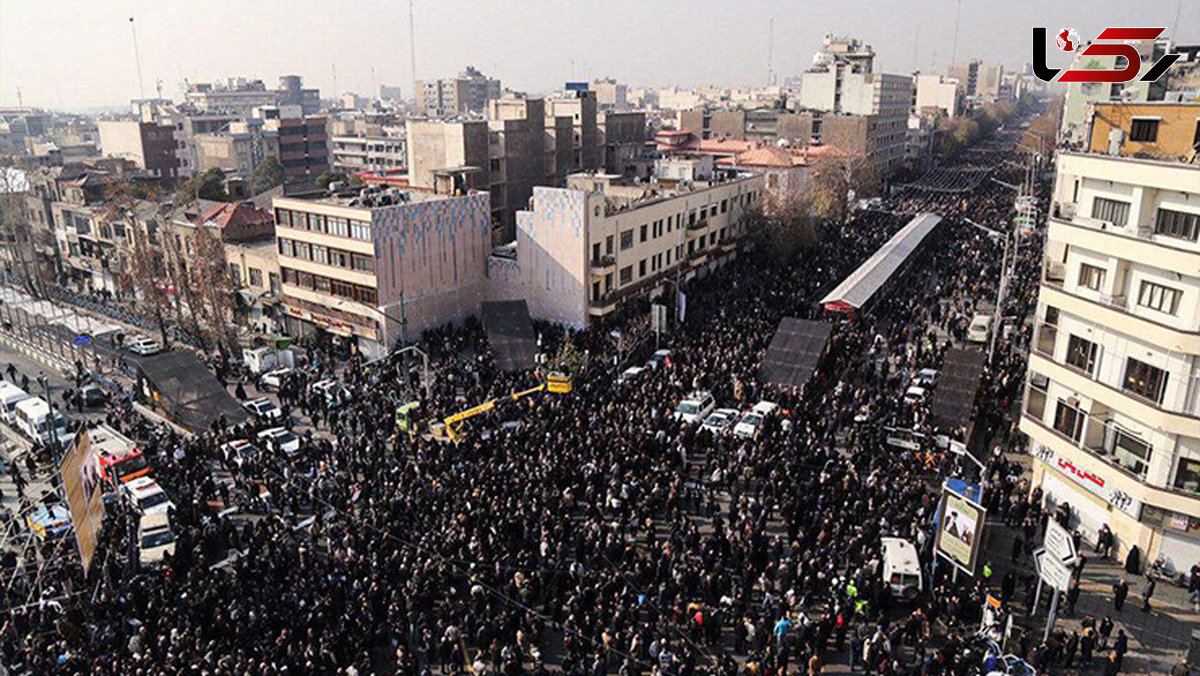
top-left (0, 0), bottom-right (1195, 111)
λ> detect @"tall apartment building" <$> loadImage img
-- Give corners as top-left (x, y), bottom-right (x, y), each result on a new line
top-left (546, 92), bottom-right (600, 175)
top-left (272, 180), bottom-right (491, 358)
top-left (799, 41), bottom-right (912, 180)
top-left (598, 111), bottom-right (650, 176)
top-left (331, 133), bottom-right (407, 174)
top-left (1022, 107), bottom-right (1200, 568)
top-left (415, 66), bottom-right (501, 117)
top-left (487, 172), bottom-right (766, 327)
top-left (947, 60), bottom-right (1004, 105)
top-left (913, 74), bottom-right (962, 117)
top-left (590, 79), bottom-right (628, 110)
top-left (676, 108), bottom-right (872, 167)
top-left (97, 120), bottom-right (180, 178)
top-left (254, 106), bottom-right (329, 185)
top-left (185, 76), bottom-right (321, 117)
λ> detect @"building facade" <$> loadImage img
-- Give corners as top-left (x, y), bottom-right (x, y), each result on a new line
top-left (913, 74), bottom-right (961, 117)
top-left (331, 134), bottom-right (408, 174)
top-left (415, 66), bottom-right (502, 117)
top-left (272, 185), bottom-right (492, 358)
top-left (1022, 142), bottom-right (1200, 568)
top-left (194, 118), bottom-right (280, 178)
top-left (487, 172), bottom-right (766, 327)
top-left (97, 120), bottom-right (180, 178)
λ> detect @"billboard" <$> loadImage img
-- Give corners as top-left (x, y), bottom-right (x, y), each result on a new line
top-left (59, 427), bottom-right (106, 572)
top-left (934, 486), bottom-right (986, 575)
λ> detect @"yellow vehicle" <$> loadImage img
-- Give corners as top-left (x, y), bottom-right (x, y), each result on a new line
top-left (442, 372), bottom-right (572, 440)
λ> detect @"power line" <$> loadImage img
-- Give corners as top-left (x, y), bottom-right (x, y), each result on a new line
top-left (129, 17), bottom-right (146, 100)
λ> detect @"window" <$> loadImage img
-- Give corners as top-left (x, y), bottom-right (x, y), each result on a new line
top-left (592, 242), bottom-right (601, 262)
top-left (228, 264), bottom-right (241, 284)
top-left (1091, 197), bottom-right (1130, 226)
top-left (278, 239), bottom-right (294, 258)
top-left (351, 254), bottom-right (375, 273)
top-left (1123, 358), bottom-right (1168, 404)
top-left (721, 199), bottom-right (728, 214)
top-left (269, 272), bottom-right (280, 294)
top-left (295, 242), bottom-right (311, 261)
top-left (1174, 457), bottom-right (1200, 494)
top-left (311, 245), bottom-right (329, 266)
top-left (620, 230), bottom-right (634, 250)
top-left (1137, 280), bottom-right (1181, 315)
top-left (1053, 400), bottom-right (1084, 442)
top-left (1078, 263), bottom-right (1106, 291)
top-left (1154, 208), bottom-right (1199, 241)
top-left (639, 259), bottom-right (647, 277)
top-left (619, 265), bottom-right (633, 285)
top-left (1106, 426), bottom-right (1151, 477)
top-left (330, 250), bottom-right (349, 268)
top-left (1065, 335), bottom-right (1099, 374)
top-left (605, 235), bottom-right (613, 255)
top-left (327, 217), bottom-right (349, 238)
top-left (639, 224), bottom-right (648, 243)
top-left (248, 268), bottom-right (263, 287)
top-left (592, 281), bottom-right (601, 300)
top-left (1129, 118), bottom-right (1159, 142)
top-left (350, 220), bottom-right (372, 240)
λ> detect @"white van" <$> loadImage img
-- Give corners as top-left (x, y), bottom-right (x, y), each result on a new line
top-left (0, 380), bottom-right (31, 425)
top-left (13, 397), bottom-right (72, 446)
top-left (881, 537), bottom-right (923, 601)
top-left (967, 314), bottom-right (992, 344)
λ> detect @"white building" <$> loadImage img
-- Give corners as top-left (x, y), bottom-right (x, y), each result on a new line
top-left (1022, 150), bottom-right (1200, 568)
top-left (913, 74), bottom-right (961, 117)
top-left (487, 172), bottom-right (766, 327)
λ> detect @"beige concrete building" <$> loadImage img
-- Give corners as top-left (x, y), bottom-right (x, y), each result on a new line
top-left (273, 181), bottom-right (491, 358)
top-left (487, 172), bottom-right (766, 327)
top-left (1022, 147), bottom-right (1200, 568)
top-left (913, 74), bottom-right (962, 118)
top-left (589, 78), bottom-right (628, 110)
top-left (415, 66), bottom-right (501, 117)
top-left (194, 119), bottom-right (280, 178)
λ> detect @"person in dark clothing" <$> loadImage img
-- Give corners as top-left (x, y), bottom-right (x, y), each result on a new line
top-left (1010, 535), bottom-right (1023, 564)
top-left (1062, 631), bottom-right (1078, 668)
top-left (1066, 581), bottom-right (1081, 617)
top-left (1142, 577), bottom-right (1156, 612)
top-left (1098, 616), bottom-right (1114, 650)
top-left (1114, 630), bottom-right (1128, 672)
top-left (1080, 628), bottom-right (1095, 668)
top-left (1113, 578), bottom-right (1129, 612)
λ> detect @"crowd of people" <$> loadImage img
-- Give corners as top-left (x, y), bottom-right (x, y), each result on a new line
top-left (0, 125), bottom-right (1079, 675)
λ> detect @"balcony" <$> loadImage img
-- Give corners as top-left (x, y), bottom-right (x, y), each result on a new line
top-left (590, 255), bottom-right (615, 273)
top-left (1043, 261), bottom-right (1065, 285)
top-left (1035, 322), bottom-right (1058, 357)
top-left (687, 218), bottom-right (708, 232)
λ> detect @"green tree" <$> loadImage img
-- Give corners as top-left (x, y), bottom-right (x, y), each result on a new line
top-left (174, 168), bottom-right (229, 206)
top-left (249, 157), bottom-right (285, 194)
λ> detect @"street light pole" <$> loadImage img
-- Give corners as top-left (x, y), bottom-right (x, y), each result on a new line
top-left (37, 372), bottom-right (61, 464)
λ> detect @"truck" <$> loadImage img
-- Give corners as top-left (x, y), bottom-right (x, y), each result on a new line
top-left (242, 346), bottom-right (295, 375)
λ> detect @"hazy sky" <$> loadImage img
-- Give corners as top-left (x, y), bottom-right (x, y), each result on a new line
top-left (1, 0), bottom-right (1196, 111)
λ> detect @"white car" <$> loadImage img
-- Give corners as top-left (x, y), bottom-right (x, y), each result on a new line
top-left (310, 379), bottom-right (351, 408)
top-left (219, 439), bottom-right (261, 466)
top-left (122, 476), bottom-right (174, 515)
top-left (967, 314), bottom-right (992, 343)
top-left (138, 512), bottom-right (175, 567)
top-left (259, 367), bottom-right (293, 391)
top-left (913, 368), bottom-right (939, 388)
top-left (733, 411), bottom-right (766, 438)
top-left (646, 349), bottom-right (672, 369)
top-left (673, 391), bottom-right (715, 424)
top-left (257, 427), bottom-right (301, 456)
top-left (701, 408), bottom-right (740, 435)
top-left (243, 397), bottom-right (283, 422)
top-left (904, 385), bottom-right (927, 404)
top-left (750, 401), bottom-right (779, 418)
top-left (126, 336), bottom-right (162, 356)
top-left (617, 366), bottom-right (646, 386)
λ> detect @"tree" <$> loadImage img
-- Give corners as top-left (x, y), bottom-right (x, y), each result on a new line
top-left (102, 181), bottom-right (174, 346)
top-left (249, 157), bottom-right (285, 194)
top-left (188, 224), bottom-right (238, 355)
top-left (174, 168), bottom-right (228, 207)
top-left (749, 186), bottom-right (821, 264)
top-left (0, 164), bottom-right (40, 297)
top-left (810, 144), bottom-right (875, 228)
top-left (314, 169), bottom-right (363, 191)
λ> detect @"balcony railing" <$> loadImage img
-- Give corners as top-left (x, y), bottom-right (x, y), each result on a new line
top-left (589, 255), bottom-right (615, 270)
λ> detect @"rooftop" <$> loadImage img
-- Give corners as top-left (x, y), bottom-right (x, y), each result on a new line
top-left (281, 183), bottom-right (478, 210)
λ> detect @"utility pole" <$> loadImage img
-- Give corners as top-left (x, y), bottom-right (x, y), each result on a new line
top-left (767, 17), bottom-right (775, 87)
top-left (408, 0), bottom-right (418, 107)
top-left (129, 17), bottom-right (146, 100)
top-left (949, 0), bottom-right (962, 70)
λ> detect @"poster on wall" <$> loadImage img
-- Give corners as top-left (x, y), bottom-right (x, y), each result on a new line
top-left (934, 485), bottom-right (987, 575)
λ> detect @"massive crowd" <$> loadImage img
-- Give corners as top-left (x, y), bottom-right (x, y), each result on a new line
top-left (1, 128), bottom-right (1061, 675)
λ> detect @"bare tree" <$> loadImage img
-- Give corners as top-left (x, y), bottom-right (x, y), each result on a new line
top-left (0, 163), bottom-right (42, 297)
top-left (189, 224), bottom-right (238, 355)
top-left (809, 142), bottom-right (876, 228)
top-left (749, 185), bottom-right (821, 264)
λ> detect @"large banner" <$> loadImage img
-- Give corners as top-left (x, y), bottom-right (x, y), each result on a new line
top-left (59, 428), bottom-right (105, 573)
top-left (934, 486), bottom-right (986, 575)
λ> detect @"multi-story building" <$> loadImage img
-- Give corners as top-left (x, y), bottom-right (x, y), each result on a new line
top-left (1085, 101), bottom-right (1200, 160)
top-left (256, 106), bottom-right (329, 185)
top-left (194, 118), bottom-right (280, 178)
top-left (272, 178), bottom-right (491, 358)
top-left (185, 76), bottom-right (321, 117)
top-left (1021, 109), bottom-right (1200, 568)
top-left (487, 171), bottom-right (766, 327)
top-left (415, 66), bottom-right (501, 117)
top-left (379, 85), bottom-right (405, 103)
top-left (97, 120), bottom-right (180, 178)
top-left (590, 78), bottom-right (628, 110)
top-left (331, 133), bottom-right (407, 174)
top-left (545, 91), bottom-right (600, 174)
top-left (676, 107), bottom-right (875, 173)
top-left (948, 60), bottom-right (1004, 105)
top-left (598, 111), bottom-right (650, 176)
top-left (913, 74), bottom-right (962, 118)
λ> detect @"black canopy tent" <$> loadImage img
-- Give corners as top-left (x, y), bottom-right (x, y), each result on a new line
top-left (135, 351), bottom-right (249, 432)
top-left (481, 300), bottom-right (538, 372)
top-left (760, 317), bottom-right (833, 388)
top-left (930, 347), bottom-right (987, 431)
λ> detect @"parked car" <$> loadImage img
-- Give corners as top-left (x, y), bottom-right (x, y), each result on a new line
top-left (673, 391), bottom-right (716, 424)
top-left (903, 385), bottom-right (927, 404)
top-left (259, 367), bottom-right (293, 391)
top-left (646, 349), bottom-right (672, 369)
top-left (126, 336), bottom-right (162, 356)
top-left (78, 382), bottom-right (108, 407)
top-left (26, 504), bottom-right (72, 539)
top-left (219, 439), bottom-right (261, 467)
top-left (138, 512), bottom-right (176, 567)
top-left (967, 314), bottom-right (992, 343)
top-left (243, 397), bottom-right (283, 423)
top-left (617, 366), bottom-right (646, 386)
top-left (310, 379), bottom-right (351, 408)
top-left (122, 476), bottom-right (174, 515)
top-left (700, 408), bottom-right (740, 435)
top-left (913, 368), bottom-right (939, 388)
top-left (257, 427), bottom-right (301, 456)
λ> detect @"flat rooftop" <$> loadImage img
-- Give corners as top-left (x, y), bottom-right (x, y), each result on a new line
top-left (282, 184), bottom-right (472, 209)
